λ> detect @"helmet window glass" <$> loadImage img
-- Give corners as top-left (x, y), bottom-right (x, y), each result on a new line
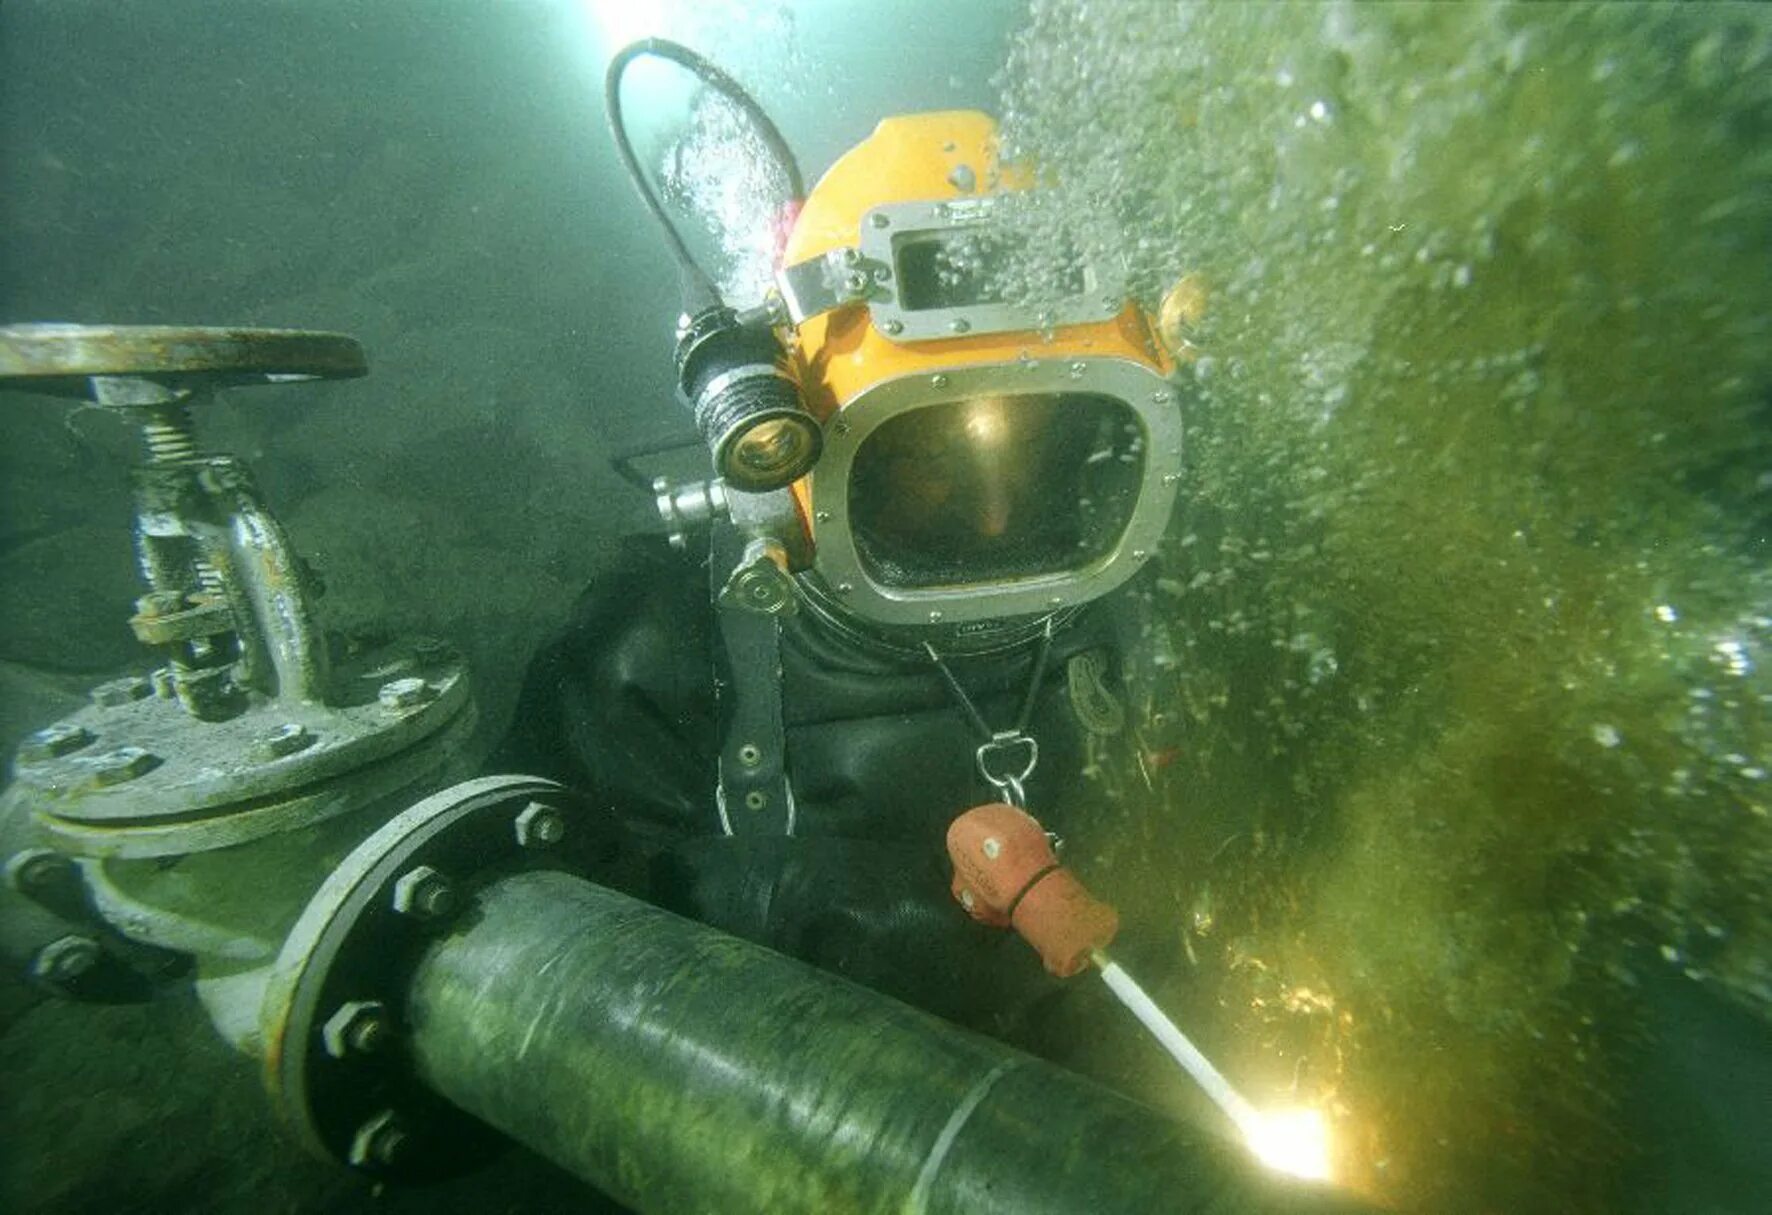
top-left (893, 228), bottom-right (1088, 312)
top-left (846, 392), bottom-right (1146, 588)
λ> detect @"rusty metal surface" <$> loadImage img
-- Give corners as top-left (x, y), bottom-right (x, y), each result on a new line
top-left (215, 462), bottom-right (331, 703)
top-left (19, 702), bottom-right (479, 860)
top-left (8, 640), bottom-right (470, 827)
top-left (0, 324), bottom-right (367, 388)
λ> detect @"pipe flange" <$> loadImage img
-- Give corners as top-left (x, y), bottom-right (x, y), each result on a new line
top-left (259, 774), bottom-right (631, 1181)
top-left (13, 641), bottom-right (473, 840)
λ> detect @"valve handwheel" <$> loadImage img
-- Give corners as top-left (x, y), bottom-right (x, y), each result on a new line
top-left (0, 323), bottom-right (367, 393)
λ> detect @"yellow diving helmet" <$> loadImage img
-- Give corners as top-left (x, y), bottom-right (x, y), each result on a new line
top-left (772, 111), bottom-right (1184, 634)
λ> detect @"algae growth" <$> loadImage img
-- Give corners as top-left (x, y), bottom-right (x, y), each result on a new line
top-left (996, 3), bottom-right (1771, 1210)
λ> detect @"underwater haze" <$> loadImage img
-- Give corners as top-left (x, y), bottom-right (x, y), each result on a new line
top-left (994, 3), bottom-right (1772, 1211)
top-left (3, 2), bottom-right (1770, 1213)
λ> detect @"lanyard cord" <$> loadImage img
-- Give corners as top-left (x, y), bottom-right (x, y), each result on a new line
top-left (923, 615), bottom-right (1055, 741)
top-left (924, 617), bottom-right (1056, 806)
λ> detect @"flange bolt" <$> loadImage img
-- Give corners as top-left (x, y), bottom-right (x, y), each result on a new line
top-left (514, 802), bottom-right (566, 848)
top-left (6, 848), bottom-right (75, 896)
top-left (412, 637), bottom-right (450, 662)
top-left (31, 934), bottom-right (101, 986)
top-left (378, 677), bottom-right (432, 712)
top-left (91, 675), bottom-right (153, 708)
top-left (18, 722), bottom-right (95, 763)
top-left (391, 865), bottom-right (456, 920)
top-left (257, 722), bottom-right (316, 760)
top-left (87, 746), bottom-right (160, 786)
top-left (322, 1000), bottom-right (391, 1058)
top-left (348, 1109), bottom-right (410, 1169)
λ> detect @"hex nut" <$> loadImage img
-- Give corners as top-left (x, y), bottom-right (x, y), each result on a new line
top-left (391, 865), bottom-right (456, 920)
top-left (378, 677), bottom-right (432, 711)
top-left (133, 590), bottom-right (186, 620)
top-left (86, 746), bottom-right (160, 787)
top-left (348, 1109), bottom-right (409, 1169)
top-left (18, 722), bottom-right (95, 762)
top-left (129, 596), bottom-right (233, 646)
top-left (91, 676), bottom-right (153, 708)
top-left (171, 666), bottom-right (238, 719)
top-left (6, 848), bottom-right (74, 895)
top-left (257, 722), bottom-right (316, 760)
top-left (513, 802), bottom-right (565, 848)
top-left (321, 1000), bottom-right (390, 1059)
top-left (31, 934), bottom-right (101, 984)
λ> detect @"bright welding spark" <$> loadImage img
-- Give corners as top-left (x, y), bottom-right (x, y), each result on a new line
top-left (1244, 1107), bottom-right (1334, 1183)
top-left (1094, 954), bottom-right (1336, 1184)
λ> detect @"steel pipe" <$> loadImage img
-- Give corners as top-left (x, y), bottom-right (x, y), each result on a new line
top-left (405, 869), bottom-right (1366, 1215)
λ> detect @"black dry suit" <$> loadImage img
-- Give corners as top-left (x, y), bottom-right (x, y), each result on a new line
top-left (496, 534), bottom-right (1144, 1032)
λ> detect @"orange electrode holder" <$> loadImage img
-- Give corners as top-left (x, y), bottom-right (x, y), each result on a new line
top-left (946, 803), bottom-right (1119, 978)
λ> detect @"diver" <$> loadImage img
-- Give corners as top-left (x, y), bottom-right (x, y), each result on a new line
top-left (497, 40), bottom-right (1191, 1034)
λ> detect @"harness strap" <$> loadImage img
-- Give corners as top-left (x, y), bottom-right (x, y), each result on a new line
top-left (710, 521), bottom-right (794, 835)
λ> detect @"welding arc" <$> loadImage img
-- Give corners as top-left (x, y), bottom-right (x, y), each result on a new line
top-left (1092, 951), bottom-right (1262, 1137)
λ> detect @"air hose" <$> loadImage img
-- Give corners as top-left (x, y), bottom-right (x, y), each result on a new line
top-left (603, 38), bottom-right (823, 492)
top-left (604, 38), bottom-right (806, 313)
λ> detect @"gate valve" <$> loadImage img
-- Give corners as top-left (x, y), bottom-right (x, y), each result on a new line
top-left (946, 802), bottom-right (1118, 978)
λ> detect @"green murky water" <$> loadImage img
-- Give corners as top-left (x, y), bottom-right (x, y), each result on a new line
top-left (996, 3), bottom-right (1771, 1209)
top-left (4, 2), bottom-right (1767, 1211)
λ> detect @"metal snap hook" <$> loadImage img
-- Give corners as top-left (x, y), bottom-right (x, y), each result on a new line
top-left (975, 731), bottom-right (1038, 807)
